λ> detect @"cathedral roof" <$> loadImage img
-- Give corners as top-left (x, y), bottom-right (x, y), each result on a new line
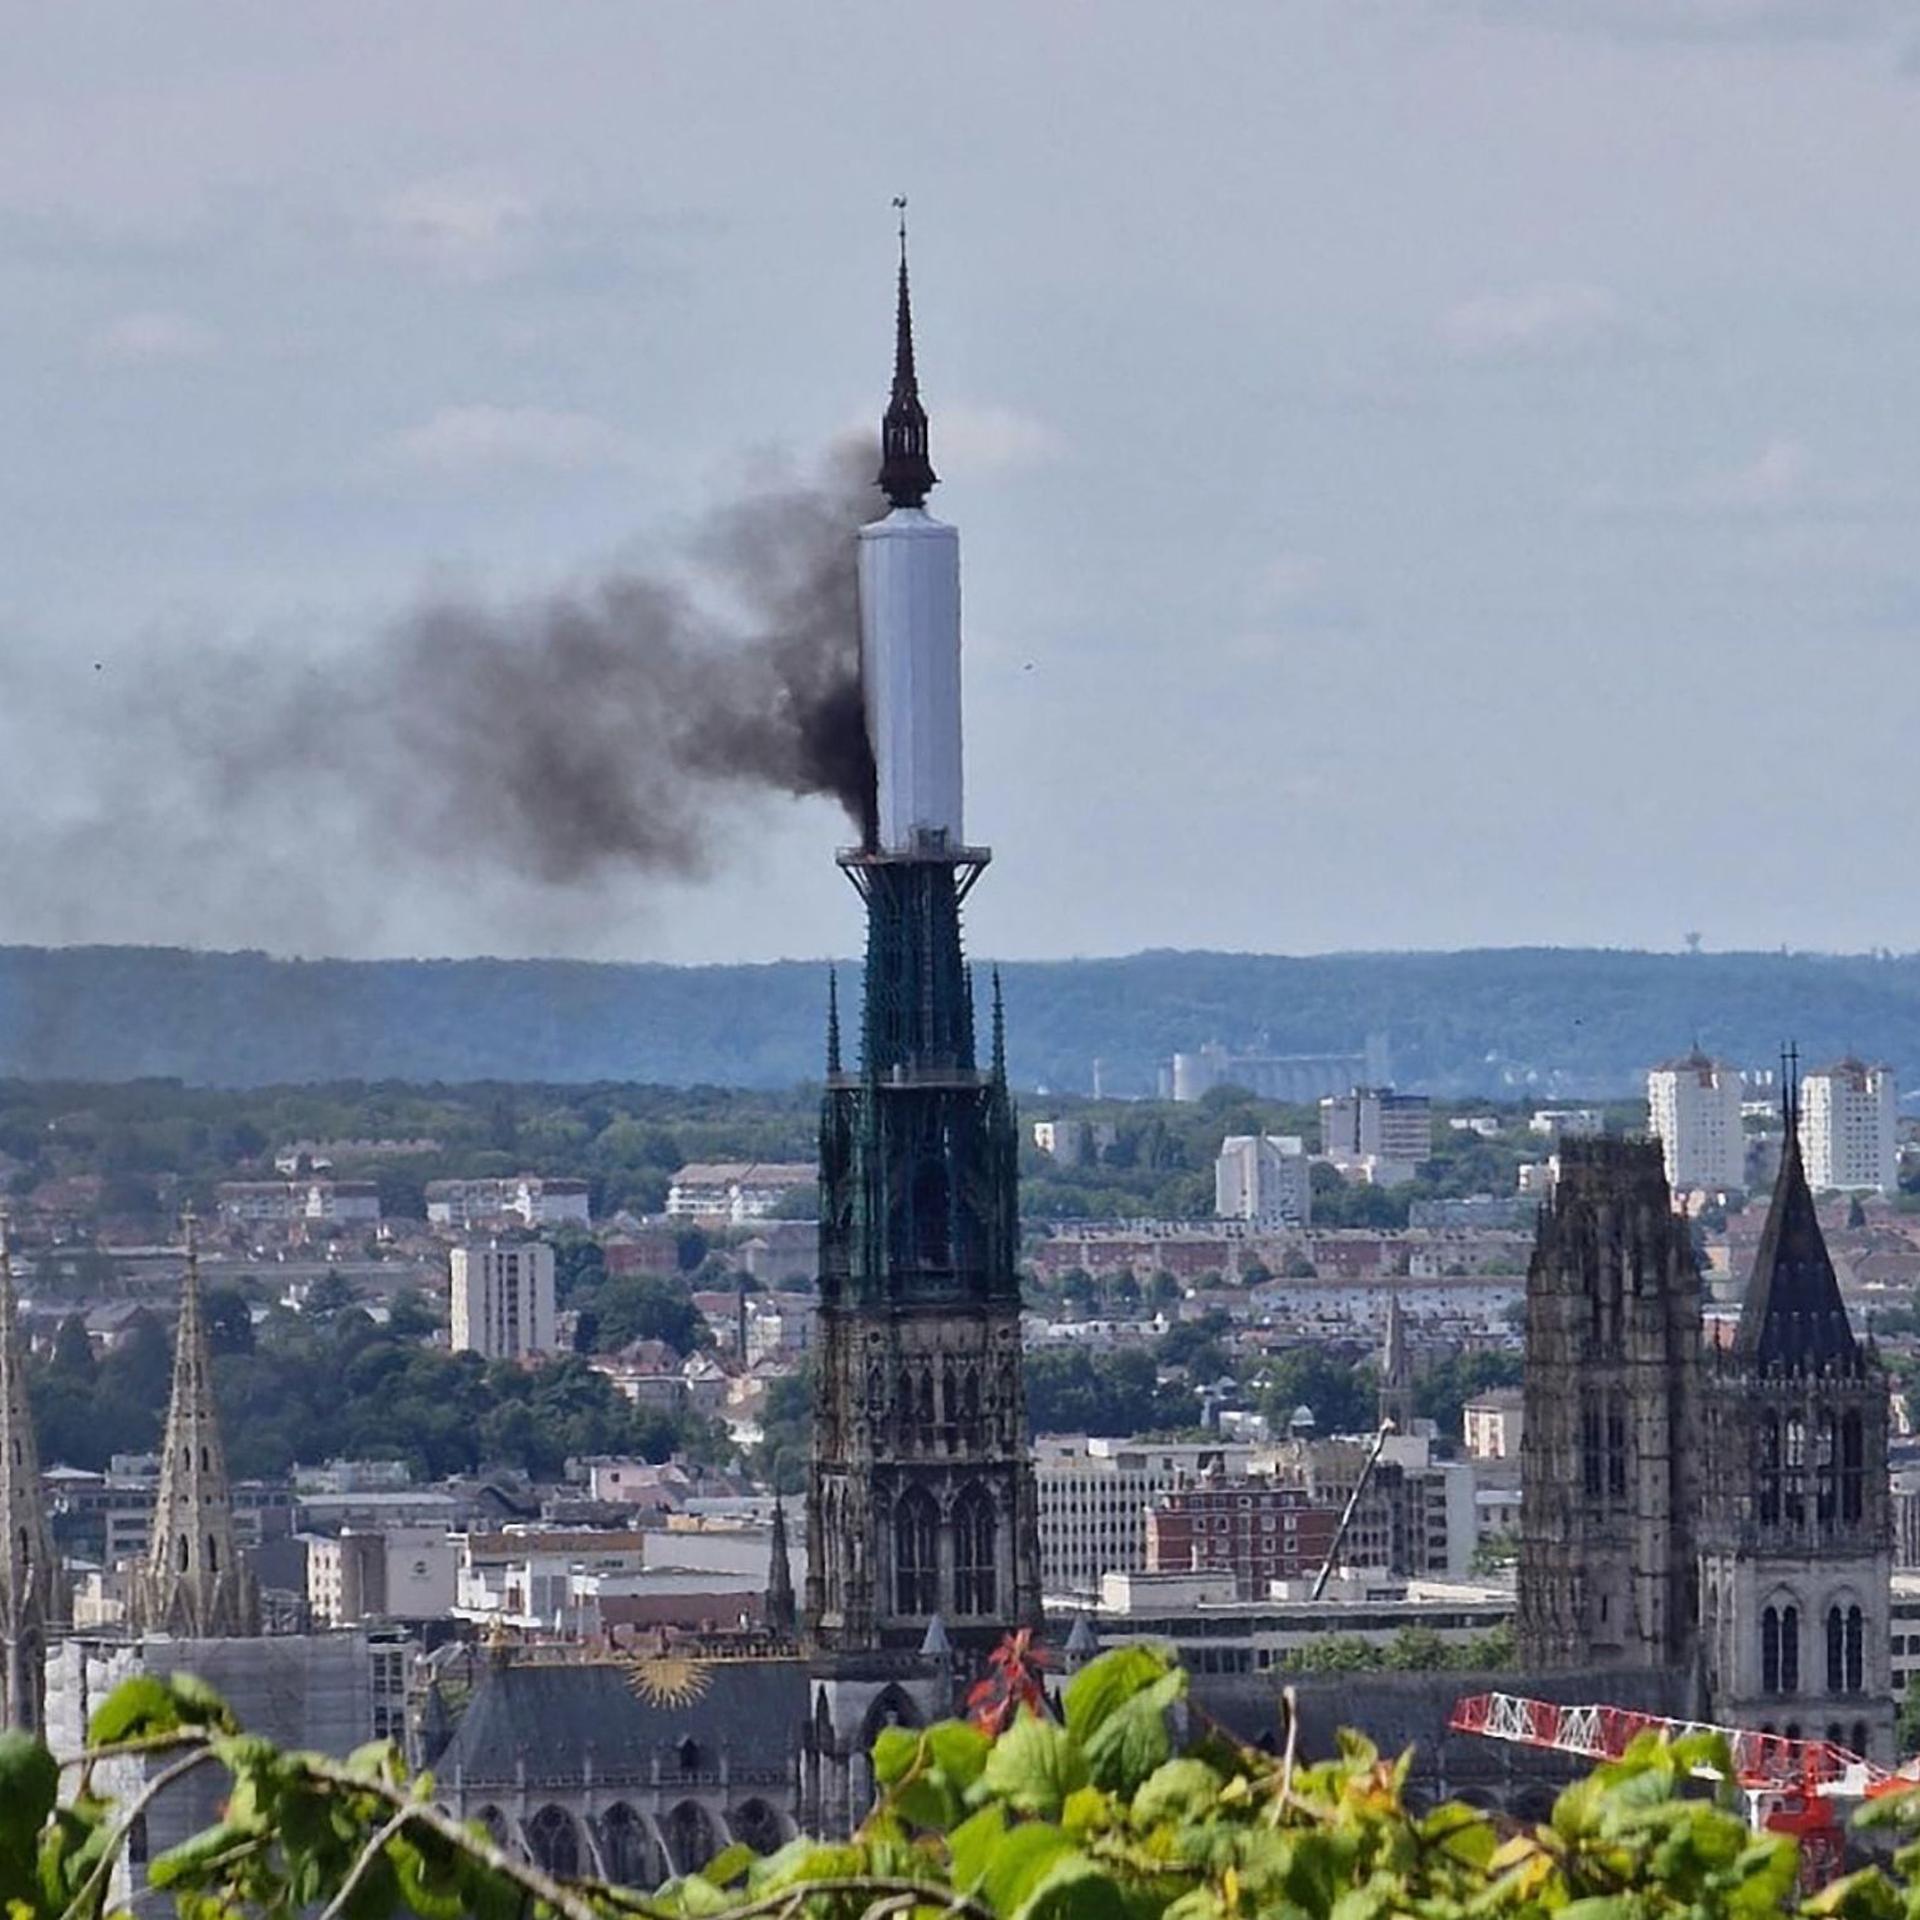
top-left (437, 1654), bottom-right (810, 1789)
top-left (1735, 1128), bottom-right (1862, 1374)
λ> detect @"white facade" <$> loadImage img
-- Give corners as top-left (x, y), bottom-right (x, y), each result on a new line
top-left (307, 1526), bottom-right (456, 1625)
top-left (1319, 1088), bottom-right (1431, 1176)
top-left (1214, 1134), bottom-right (1311, 1226)
top-left (425, 1176), bottom-right (589, 1229)
top-left (1801, 1060), bottom-right (1898, 1195)
top-left (449, 1241), bottom-right (557, 1360)
top-left (1034, 1435), bottom-right (1256, 1598)
top-left (666, 1162), bottom-right (816, 1224)
top-left (1647, 1052), bottom-right (1745, 1191)
top-left (858, 508), bottom-right (964, 853)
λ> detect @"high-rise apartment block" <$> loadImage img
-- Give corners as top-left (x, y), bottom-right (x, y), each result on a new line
top-left (1214, 1134), bottom-right (1311, 1226)
top-left (1799, 1059), bottom-right (1898, 1195)
top-left (450, 1240), bottom-right (557, 1360)
top-left (1646, 1049), bottom-right (1745, 1192)
top-left (1319, 1087), bottom-right (1430, 1183)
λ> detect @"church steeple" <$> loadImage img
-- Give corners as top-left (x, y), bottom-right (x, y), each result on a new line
top-left (134, 1211), bottom-right (257, 1638)
top-left (876, 201), bottom-right (937, 511)
top-left (1378, 1291), bottom-right (1415, 1434)
top-left (1735, 1114), bottom-right (1861, 1376)
top-left (0, 1215), bottom-right (62, 1730)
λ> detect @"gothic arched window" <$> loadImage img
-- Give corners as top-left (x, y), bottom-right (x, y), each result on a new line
top-left (1759, 1414), bottom-right (1782, 1526)
top-left (894, 1488), bottom-right (939, 1616)
top-left (954, 1485), bottom-right (997, 1616)
top-left (1581, 1396), bottom-right (1603, 1503)
top-left (1842, 1411), bottom-right (1865, 1524)
top-left (1605, 1392), bottom-right (1627, 1503)
top-left (1782, 1605), bottom-right (1801, 1693)
top-left (1762, 1606), bottom-right (1781, 1693)
top-left (729, 1798), bottom-right (785, 1855)
top-left (598, 1804), bottom-right (650, 1885)
top-left (1827, 1607), bottom-right (1845, 1694)
top-left (1846, 1605), bottom-right (1864, 1693)
top-left (662, 1801), bottom-right (717, 1877)
top-left (526, 1806), bottom-right (580, 1878)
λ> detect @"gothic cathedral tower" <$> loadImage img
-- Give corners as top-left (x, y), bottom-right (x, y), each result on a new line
top-left (1517, 1138), bottom-right (1701, 1672)
top-left (803, 231), bottom-right (1041, 1824)
top-left (1698, 1075), bottom-right (1891, 1759)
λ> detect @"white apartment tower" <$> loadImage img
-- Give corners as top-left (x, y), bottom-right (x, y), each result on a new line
top-left (450, 1240), bottom-right (557, 1360)
top-left (1215, 1134), bottom-right (1312, 1226)
top-left (1800, 1059), bottom-right (1898, 1195)
top-left (1647, 1049), bottom-right (1745, 1192)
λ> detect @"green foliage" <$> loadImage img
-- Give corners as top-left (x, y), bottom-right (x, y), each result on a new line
top-left (11, 1646), bottom-right (1920, 1920)
top-left (1024, 1347), bottom-right (1198, 1437)
top-left (30, 1296), bottom-right (701, 1480)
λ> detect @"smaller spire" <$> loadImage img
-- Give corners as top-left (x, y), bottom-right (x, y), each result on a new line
top-left (991, 968), bottom-right (1007, 1084)
top-left (826, 969), bottom-right (842, 1076)
top-left (766, 1497), bottom-right (796, 1636)
top-left (877, 198), bottom-right (937, 511)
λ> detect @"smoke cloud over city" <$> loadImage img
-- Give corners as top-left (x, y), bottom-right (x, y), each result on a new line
top-left (225, 437), bottom-right (879, 885)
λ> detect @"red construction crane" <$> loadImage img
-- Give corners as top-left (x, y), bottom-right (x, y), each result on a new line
top-left (1449, 1691), bottom-right (1915, 1883)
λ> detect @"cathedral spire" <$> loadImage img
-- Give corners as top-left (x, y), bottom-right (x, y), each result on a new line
top-left (0, 1214), bottom-right (62, 1729)
top-left (134, 1209), bottom-right (257, 1637)
top-left (1736, 1100), bottom-right (1860, 1376)
top-left (876, 199), bottom-right (937, 511)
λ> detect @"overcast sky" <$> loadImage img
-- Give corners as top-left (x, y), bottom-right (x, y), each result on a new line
top-left (2, 1), bottom-right (1918, 964)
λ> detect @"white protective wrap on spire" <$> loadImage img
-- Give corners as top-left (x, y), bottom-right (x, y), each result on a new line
top-left (859, 506), bottom-right (963, 855)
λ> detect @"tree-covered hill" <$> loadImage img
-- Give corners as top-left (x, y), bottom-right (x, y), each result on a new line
top-left (2, 942), bottom-right (1918, 1093)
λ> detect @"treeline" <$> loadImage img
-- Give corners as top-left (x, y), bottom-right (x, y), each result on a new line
top-left (5, 943), bottom-right (1920, 1094)
top-left (28, 1286), bottom-right (705, 1479)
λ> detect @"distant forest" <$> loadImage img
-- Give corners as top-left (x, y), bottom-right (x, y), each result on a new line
top-left (2, 944), bottom-right (1918, 1094)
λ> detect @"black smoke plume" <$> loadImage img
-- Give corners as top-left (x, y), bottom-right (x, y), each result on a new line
top-left (217, 438), bottom-right (879, 887)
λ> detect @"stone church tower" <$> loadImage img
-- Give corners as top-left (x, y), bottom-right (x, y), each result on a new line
top-left (803, 229), bottom-right (1041, 1829)
top-left (1518, 1138), bottom-right (1701, 1672)
top-left (1698, 1083), bottom-right (1892, 1759)
top-left (131, 1217), bottom-right (258, 1637)
top-left (0, 1219), bottom-right (65, 1729)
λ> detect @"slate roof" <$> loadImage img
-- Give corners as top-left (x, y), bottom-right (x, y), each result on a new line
top-left (437, 1656), bottom-right (809, 1791)
top-left (1735, 1131), bottom-right (1863, 1375)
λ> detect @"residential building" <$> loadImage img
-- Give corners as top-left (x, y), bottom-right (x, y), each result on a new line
top-left (666, 1162), bottom-right (817, 1225)
top-left (425, 1176), bottom-right (590, 1230)
top-left (1319, 1088), bottom-right (1431, 1184)
top-left (1145, 1482), bottom-right (1339, 1596)
top-left (1646, 1049), bottom-right (1745, 1192)
top-left (216, 1179), bottom-right (381, 1226)
top-left (1800, 1059), bottom-right (1898, 1196)
top-left (1034, 1436), bottom-right (1256, 1598)
top-left (449, 1241), bottom-right (557, 1361)
top-left (1214, 1134), bottom-right (1311, 1227)
top-left (1530, 1109), bottom-right (1603, 1144)
top-left (307, 1527), bottom-right (456, 1626)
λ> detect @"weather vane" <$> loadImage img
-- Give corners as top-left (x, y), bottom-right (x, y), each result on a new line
top-left (893, 194), bottom-right (907, 250)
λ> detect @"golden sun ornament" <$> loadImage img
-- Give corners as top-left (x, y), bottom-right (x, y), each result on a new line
top-left (626, 1650), bottom-right (712, 1707)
